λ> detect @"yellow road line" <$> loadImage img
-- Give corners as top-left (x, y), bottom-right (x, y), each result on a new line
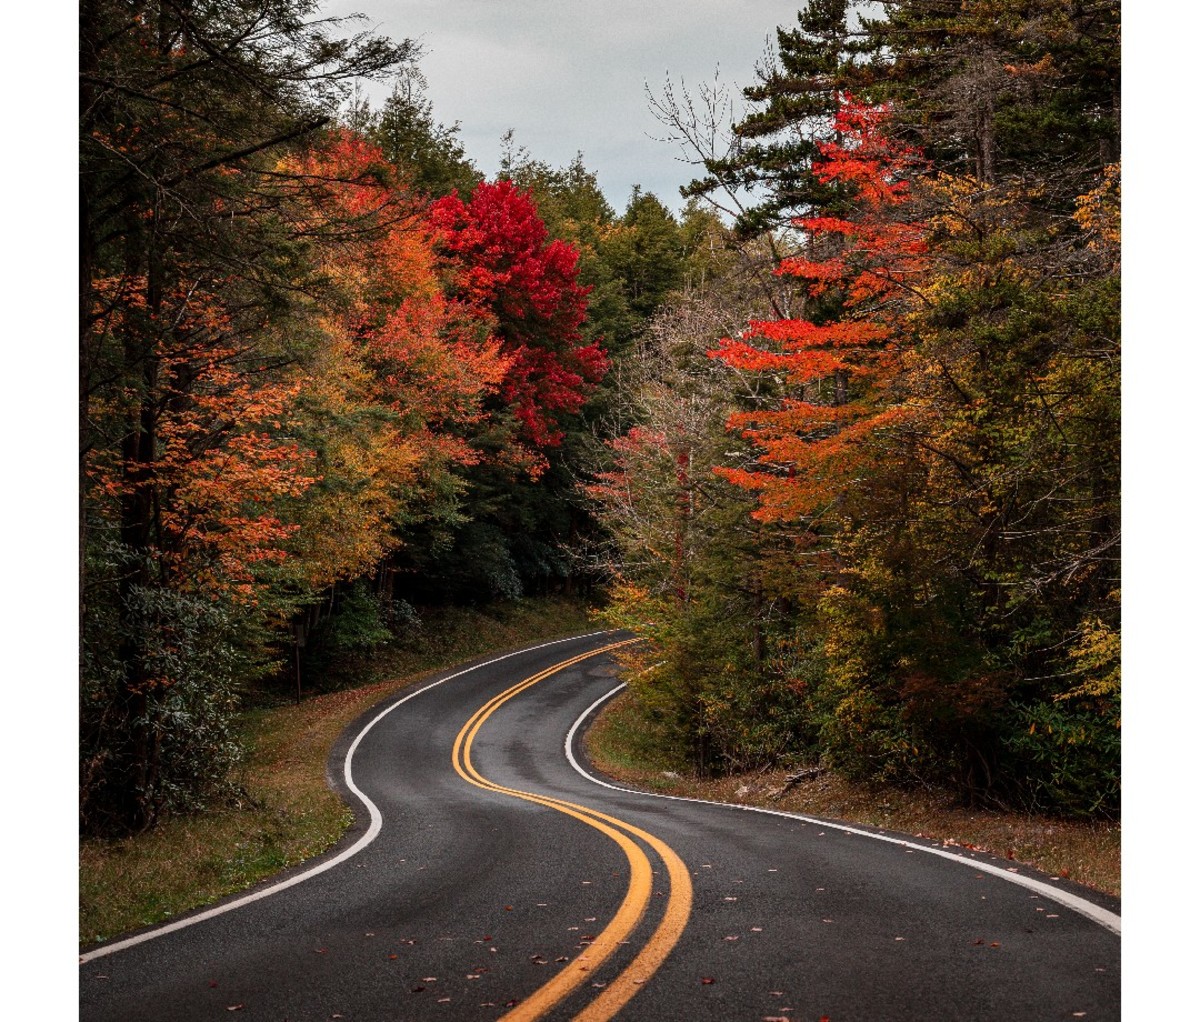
top-left (449, 641), bottom-right (691, 1022)
top-left (572, 829), bottom-right (692, 1022)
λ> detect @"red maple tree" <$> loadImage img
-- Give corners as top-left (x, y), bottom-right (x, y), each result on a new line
top-left (431, 180), bottom-right (607, 455)
top-left (710, 99), bottom-right (927, 523)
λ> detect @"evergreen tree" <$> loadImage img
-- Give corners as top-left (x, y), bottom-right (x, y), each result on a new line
top-left (679, 0), bottom-right (869, 237)
top-left (861, 0), bottom-right (1119, 196)
top-left (362, 73), bottom-right (482, 199)
top-left (601, 188), bottom-right (686, 321)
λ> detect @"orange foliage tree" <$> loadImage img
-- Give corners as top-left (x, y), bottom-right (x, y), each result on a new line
top-left (273, 133), bottom-right (511, 594)
top-left (709, 99), bottom-right (928, 526)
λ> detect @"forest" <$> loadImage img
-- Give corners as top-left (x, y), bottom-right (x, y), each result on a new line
top-left (80, 0), bottom-right (1120, 837)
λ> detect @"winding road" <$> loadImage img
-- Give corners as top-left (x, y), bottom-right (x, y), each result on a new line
top-left (80, 631), bottom-right (1121, 1020)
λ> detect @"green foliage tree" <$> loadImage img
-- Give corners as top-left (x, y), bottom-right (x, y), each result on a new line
top-left (360, 72), bottom-right (482, 199)
top-left (861, 0), bottom-right (1120, 197)
top-left (498, 146), bottom-right (638, 355)
top-left (600, 188), bottom-right (685, 321)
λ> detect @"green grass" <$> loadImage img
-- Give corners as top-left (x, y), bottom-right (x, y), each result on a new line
top-left (80, 596), bottom-right (598, 947)
top-left (581, 684), bottom-right (690, 789)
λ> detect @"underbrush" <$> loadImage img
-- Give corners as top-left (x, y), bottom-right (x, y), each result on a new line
top-left (585, 690), bottom-right (1120, 897)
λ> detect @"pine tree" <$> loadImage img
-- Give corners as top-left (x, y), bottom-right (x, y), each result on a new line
top-left (680, 0), bottom-right (869, 237)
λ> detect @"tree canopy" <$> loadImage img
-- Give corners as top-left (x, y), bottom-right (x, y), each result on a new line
top-left (80, 0), bottom-right (1120, 832)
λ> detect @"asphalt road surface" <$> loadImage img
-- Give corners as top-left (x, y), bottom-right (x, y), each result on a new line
top-left (80, 630), bottom-right (1121, 1021)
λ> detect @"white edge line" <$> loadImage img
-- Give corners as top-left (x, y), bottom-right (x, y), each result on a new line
top-left (80, 630), bottom-right (613, 964)
top-left (565, 683), bottom-right (1121, 937)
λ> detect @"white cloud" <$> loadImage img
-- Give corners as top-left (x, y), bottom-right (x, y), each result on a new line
top-left (323, 0), bottom-right (791, 210)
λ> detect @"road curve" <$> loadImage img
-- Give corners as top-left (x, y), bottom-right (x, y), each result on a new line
top-left (80, 631), bottom-right (1120, 1021)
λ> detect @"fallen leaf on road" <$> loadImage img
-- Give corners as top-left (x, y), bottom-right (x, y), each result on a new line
top-left (751, 927), bottom-right (763, 932)
top-left (700, 978), bottom-right (715, 985)
top-left (226, 1007), bottom-right (243, 1013)
top-left (724, 935), bottom-right (740, 941)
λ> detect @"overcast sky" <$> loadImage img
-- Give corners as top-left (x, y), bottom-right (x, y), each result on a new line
top-left (321, 1), bottom-right (800, 212)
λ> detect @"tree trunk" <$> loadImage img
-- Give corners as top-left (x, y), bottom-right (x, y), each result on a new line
top-left (115, 216), bottom-right (165, 832)
top-left (674, 445), bottom-right (691, 604)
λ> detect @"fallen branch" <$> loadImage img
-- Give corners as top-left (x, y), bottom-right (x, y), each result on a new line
top-left (773, 767), bottom-right (825, 799)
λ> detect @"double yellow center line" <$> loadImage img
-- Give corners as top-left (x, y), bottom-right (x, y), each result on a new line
top-left (451, 640), bottom-right (693, 1022)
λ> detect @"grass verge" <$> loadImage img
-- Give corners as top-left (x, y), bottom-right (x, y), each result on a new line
top-left (585, 690), bottom-right (1120, 898)
top-left (79, 596), bottom-right (597, 947)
